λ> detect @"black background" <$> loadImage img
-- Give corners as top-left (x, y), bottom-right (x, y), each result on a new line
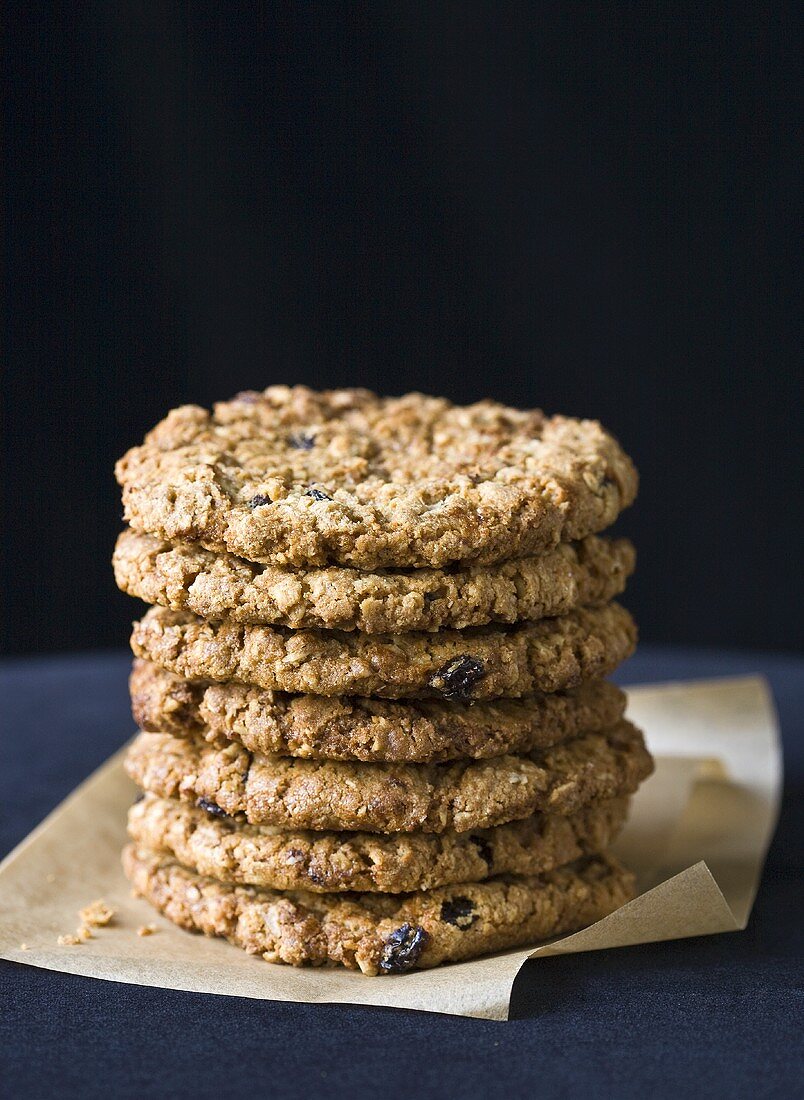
top-left (3, 2), bottom-right (801, 656)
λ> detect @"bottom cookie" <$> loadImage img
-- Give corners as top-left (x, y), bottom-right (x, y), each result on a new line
top-left (123, 845), bottom-right (634, 975)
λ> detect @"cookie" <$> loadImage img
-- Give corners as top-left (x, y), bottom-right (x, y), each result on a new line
top-left (114, 528), bottom-right (635, 634)
top-left (130, 659), bottom-right (628, 763)
top-left (130, 602), bottom-right (637, 700)
top-left (115, 387), bottom-right (638, 570)
top-left (123, 846), bottom-right (635, 974)
top-left (128, 793), bottom-right (629, 894)
top-left (124, 721), bottom-right (653, 833)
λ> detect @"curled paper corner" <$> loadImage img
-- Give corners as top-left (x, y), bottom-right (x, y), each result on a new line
top-left (528, 860), bottom-right (739, 965)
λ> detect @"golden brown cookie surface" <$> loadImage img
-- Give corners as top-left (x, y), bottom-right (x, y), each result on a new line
top-left (130, 602), bottom-right (637, 700)
top-left (124, 721), bottom-right (653, 834)
top-left (123, 846), bottom-right (635, 974)
top-left (128, 793), bottom-right (629, 894)
top-left (116, 387), bottom-right (638, 570)
top-left (130, 660), bottom-right (628, 762)
top-left (114, 528), bottom-right (635, 633)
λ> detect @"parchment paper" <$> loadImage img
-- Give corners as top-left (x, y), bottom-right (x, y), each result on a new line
top-left (0, 676), bottom-right (781, 1020)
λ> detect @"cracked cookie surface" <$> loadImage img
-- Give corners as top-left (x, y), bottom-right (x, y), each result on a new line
top-left (114, 529), bottom-right (635, 633)
top-left (115, 387), bottom-right (638, 570)
top-left (130, 660), bottom-right (627, 762)
top-left (124, 721), bottom-right (653, 833)
top-left (128, 793), bottom-right (629, 894)
top-left (123, 846), bottom-right (635, 974)
top-left (130, 602), bottom-right (636, 700)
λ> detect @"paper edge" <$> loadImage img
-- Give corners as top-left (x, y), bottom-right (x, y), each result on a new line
top-left (0, 745), bottom-right (131, 877)
top-left (0, 675), bottom-right (785, 1021)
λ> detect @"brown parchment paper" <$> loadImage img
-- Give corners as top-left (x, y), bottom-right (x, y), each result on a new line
top-left (0, 676), bottom-right (781, 1020)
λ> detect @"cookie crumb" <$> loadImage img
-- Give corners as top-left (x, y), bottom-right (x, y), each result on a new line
top-left (79, 899), bottom-right (116, 927)
top-left (137, 924), bottom-right (157, 937)
top-left (46, 873), bottom-right (56, 883)
top-left (57, 933), bottom-right (82, 946)
top-left (19, 943), bottom-right (29, 951)
top-left (57, 900), bottom-right (116, 946)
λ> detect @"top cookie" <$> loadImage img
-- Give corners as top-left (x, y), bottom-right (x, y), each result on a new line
top-left (116, 387), bottom-right (638, 569)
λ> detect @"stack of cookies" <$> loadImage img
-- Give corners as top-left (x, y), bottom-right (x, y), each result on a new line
top-left (114, 387), bottom-right (652, 975)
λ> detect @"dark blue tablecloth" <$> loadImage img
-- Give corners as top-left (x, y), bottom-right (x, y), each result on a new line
top-left (1, 647), bottom-right (802, 1099)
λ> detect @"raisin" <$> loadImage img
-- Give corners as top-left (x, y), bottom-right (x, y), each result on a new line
top-left (470, 835), bottom-right (494, 870)
top-left (429, 656), bottom-right (486, 700)
top-left (289, 432), bottom-right (316, 450)
top-left (196, 797), bottom-right (230, 819)
top-left (248, 493), bottom-right (272, 508)
top-left (305, 488), bottom-right (332, 501)
top-left (379, 923), bottom-right (430, 973)
top-left (440, 897), bottom-right (477, 929)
